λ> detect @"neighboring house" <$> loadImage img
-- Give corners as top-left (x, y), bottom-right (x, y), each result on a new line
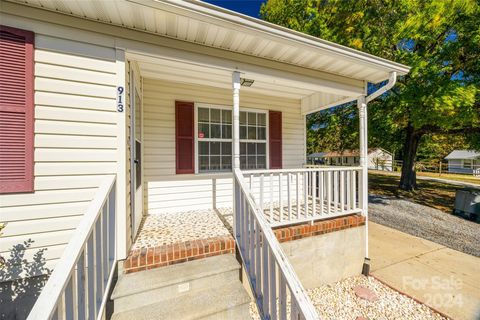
top-left (0, 1), bottom-right (409, 319)
top-left (308, 148), bottom-right (393, 171)
top-left (445, 150), bottom-right (480, 174)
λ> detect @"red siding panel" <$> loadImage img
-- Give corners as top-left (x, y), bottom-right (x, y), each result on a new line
top-left (269, 110), bottom-right (282, 169)
top-left (0, 25), bottom-right (34, 194)
top-left (175, 101), bottom-right (194, 174)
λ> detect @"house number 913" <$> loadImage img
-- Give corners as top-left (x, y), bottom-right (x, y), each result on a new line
top-left (117, 86), bottom-right (124, 112)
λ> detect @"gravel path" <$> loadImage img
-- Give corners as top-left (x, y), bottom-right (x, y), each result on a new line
top-left (250, 276), bottom-right (446, 320)
top-left (369, 194), bottom-right (480, 257)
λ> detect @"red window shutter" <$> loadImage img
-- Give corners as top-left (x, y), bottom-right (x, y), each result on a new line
top-left (269, 110), bottom-right (282, 169)
top-left (0, 26), bottom-right (34, 194)
top-left (175, 101), bottom-right (194, 174)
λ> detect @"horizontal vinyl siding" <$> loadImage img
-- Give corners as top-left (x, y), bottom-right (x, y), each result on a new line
top-left (0, 36), bottom-right (117, 280)
top-left (143, 79), bottom-right (305, 213)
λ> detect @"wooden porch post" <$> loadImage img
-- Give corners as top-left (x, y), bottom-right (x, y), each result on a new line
top-left (358, 94), bottom-right (370, 273)
top-left (233, 71), bottom-right (241, 169)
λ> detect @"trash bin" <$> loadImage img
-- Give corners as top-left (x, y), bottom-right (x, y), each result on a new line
top-left (453, 189), bottom-right (480, 221)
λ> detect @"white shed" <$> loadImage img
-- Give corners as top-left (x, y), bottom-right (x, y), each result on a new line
top-left (444, 150), bottom-right (480, 174)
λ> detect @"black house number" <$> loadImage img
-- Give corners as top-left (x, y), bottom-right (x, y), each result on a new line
top-left (117, 86), bottom-right (124, 112)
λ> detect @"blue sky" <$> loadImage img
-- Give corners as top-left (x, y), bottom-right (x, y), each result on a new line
top-left (204, 0), bottom-right (264, 18)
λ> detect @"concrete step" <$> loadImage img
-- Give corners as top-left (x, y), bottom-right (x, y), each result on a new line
top-left (111, 254), bottom-right (242, 313)
top-left (111, 281), bottom-right (251, 320)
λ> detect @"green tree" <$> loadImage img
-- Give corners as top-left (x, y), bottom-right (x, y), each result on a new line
top-left (261, 0), bottom-right (480, 190)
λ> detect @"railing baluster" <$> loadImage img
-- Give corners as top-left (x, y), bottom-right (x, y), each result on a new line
top-left (279, 275), bottom-right (287, 320)
top-left (312, 171), bottom-right (316, 217)
top-left (87, 232), bottom-right (95, 320)
top-left (249, 210), bottom-right (255, 279)
top-left (262, 238), bottom-right (269, 316)
top-left (270, 173), bottom-right (274, 223)
top-left (270, 255), bottom-right (277, 320)
top-left (95, 217), bottom-right (103, 313)
top-left (296, 172), bottom-right (300, 219)
top-left (108, 185), bottom-right (116, 269)
top-left (102, 204), bottom-right (108, 287)
top-left (260, 174), bottom-right (265, 213)
top-left (287, 173), bottom-right (292, 220)
top-left (255, 224), bottom-right (262, 297)
top-left (303, 172), bottom-right (308, 219)
top-left (76, 252), bottom-right (86, 320)
top-left (340, 170), bottom-right (345, 214)
top-left (346, 171), bottom-right (351, 211)
top-left (352, 170), bottom-right (357, 209)
top-left (243, 195), bottom-right (249, 258)
top-left (333, 171), bottom-right (339, 214)
top-left (327, 171), bottom-right (332, 215)
top-left (279, 173), bottom-right (283, 222)
top-left (319, 172), bottom-right (324, 216)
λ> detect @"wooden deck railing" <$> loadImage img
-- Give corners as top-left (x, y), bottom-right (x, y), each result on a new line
top-left (28, 176), bottom-right (117, 320)
top-left (242, 167), bottom-right (362, 227)
top-left (234, 168), bottom-right (319, 320)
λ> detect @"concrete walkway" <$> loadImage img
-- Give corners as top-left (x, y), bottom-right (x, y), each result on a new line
top-left (369, 222), bottom-right (480, 320)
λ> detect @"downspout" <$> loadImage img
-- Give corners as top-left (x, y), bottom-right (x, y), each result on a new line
top-left (360, 71), bottom-right (397, 276)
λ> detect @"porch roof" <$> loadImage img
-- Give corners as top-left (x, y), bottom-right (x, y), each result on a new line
top-left (9, 0), bottom-right (410, 113)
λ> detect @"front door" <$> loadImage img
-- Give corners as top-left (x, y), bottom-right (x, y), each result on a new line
top-left (131, 71), bottom-right (143, 238)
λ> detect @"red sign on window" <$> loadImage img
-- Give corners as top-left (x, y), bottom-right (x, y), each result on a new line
top-left (198, 132), bottom-right (205, 138)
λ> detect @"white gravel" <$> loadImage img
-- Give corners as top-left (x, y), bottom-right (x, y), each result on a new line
top-left (250, 276), bottom-right (446, 320)
top-left (369, 194), bottom-right (480, 257)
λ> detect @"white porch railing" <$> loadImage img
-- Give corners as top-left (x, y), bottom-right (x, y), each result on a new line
top-left (234, 168), bottom-right (319, 320)
top-left (28, 176), bottom-right (117, 320)
top-left (242, 167), bottom-right (362, 227)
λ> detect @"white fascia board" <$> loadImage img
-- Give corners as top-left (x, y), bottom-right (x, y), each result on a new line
top-left (130, 0), bottom-right (410, 76)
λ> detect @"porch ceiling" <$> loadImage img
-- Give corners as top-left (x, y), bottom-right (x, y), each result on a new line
top-left (8, 0), bottom-right (409, 86)
top-left (133, 53), bottom-right (355, 113)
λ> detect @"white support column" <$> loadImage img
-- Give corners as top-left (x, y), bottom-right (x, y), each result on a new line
top-left (358, 95), bottom-right (369, 262)
top-left (232, 71), bottom-right (241, 169)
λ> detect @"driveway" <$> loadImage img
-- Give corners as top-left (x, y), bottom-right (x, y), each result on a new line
top-left (369, 222), bottom-right (480, 320)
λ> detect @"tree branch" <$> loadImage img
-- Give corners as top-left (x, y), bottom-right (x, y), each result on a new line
top-left (417, 125), bottom-right (480, 135)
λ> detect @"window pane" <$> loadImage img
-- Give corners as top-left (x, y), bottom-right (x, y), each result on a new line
top-left (198, 108), bottom-right (209, 122)
top-left (257, 156), bottom-right (266, 169)
top-left (240, 142), bottom-right (246, 154)
top-left (222, 142), bottom-right (232, 155)
top-left (210, 156), bottom-right (220, 170)
top-left (222, 156), bottom-right (232, 170)
top-left (222, 124), bottom-right (232, 139)
top-left (240, 111), bottom-right (247, 125)
top-left (211, 109), bottom-right (221, 123)
top-left (248, 126), bottom-right (256, 140)
top-left (198, 123), bottom-right (209, 138)
top-left (199, 156), bottom-right (209, 171)
top-left (211, 124), bottom-right (221, 138)
top-left (248, 156), bottom-right (256, 169)
top-left (222, 110), bottom-right (232, 124)
top-left (247, 142), bottom-right (256, 155)
top-left (248, 112), bottom-right (257, 125)
top-left (258, 127), bottom-right (266, 140)
top-left (211, 142), bottom-right (220, 155)
top-left (199, 142), bottom-right (209, 155)
top-left (240, 155), bottom-right (247, 169)
top-left (240, 126), bottom-right (247, 139)
top-left (257, 143), bottom-right (266, 155)
top-left (258, 113), bottom-right (266, 126)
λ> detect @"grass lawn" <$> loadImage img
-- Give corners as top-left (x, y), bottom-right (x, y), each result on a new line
top-left (416, 171), bottom-right (480, 184)
top-left (368, 172), bottom-right (478, 213)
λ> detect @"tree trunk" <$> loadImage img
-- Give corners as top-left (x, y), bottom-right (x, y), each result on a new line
top-left (399, 125), bottom-right (422, 191)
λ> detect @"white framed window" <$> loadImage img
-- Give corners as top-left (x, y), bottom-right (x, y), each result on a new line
top-left (195, 104), bottom-right (268, 173)
top-left (463, 159), bottom-right (473, 169)
top-left (240, 109), bottom-right (268, 170)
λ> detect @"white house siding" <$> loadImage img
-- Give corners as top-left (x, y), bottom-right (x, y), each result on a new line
top-left (143, 79), bottom-right (306, 213)
top-left (0, 34), bottom-right (118, 280)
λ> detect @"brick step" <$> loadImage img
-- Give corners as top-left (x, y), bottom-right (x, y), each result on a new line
top-left (111, 277), bottom-right (250, 320)
top-left (111, 254), bottom-right (245, 314)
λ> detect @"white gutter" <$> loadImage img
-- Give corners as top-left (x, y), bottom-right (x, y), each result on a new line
top-left (366, 72), bottom-right (397, 103)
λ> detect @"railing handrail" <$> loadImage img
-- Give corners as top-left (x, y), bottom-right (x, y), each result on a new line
top-left (242, 166), bottom-right (361, 175)
top-left (28, 175), bottom-right (116, 320)
top-left (234, 168), bottom-right (319, 319)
